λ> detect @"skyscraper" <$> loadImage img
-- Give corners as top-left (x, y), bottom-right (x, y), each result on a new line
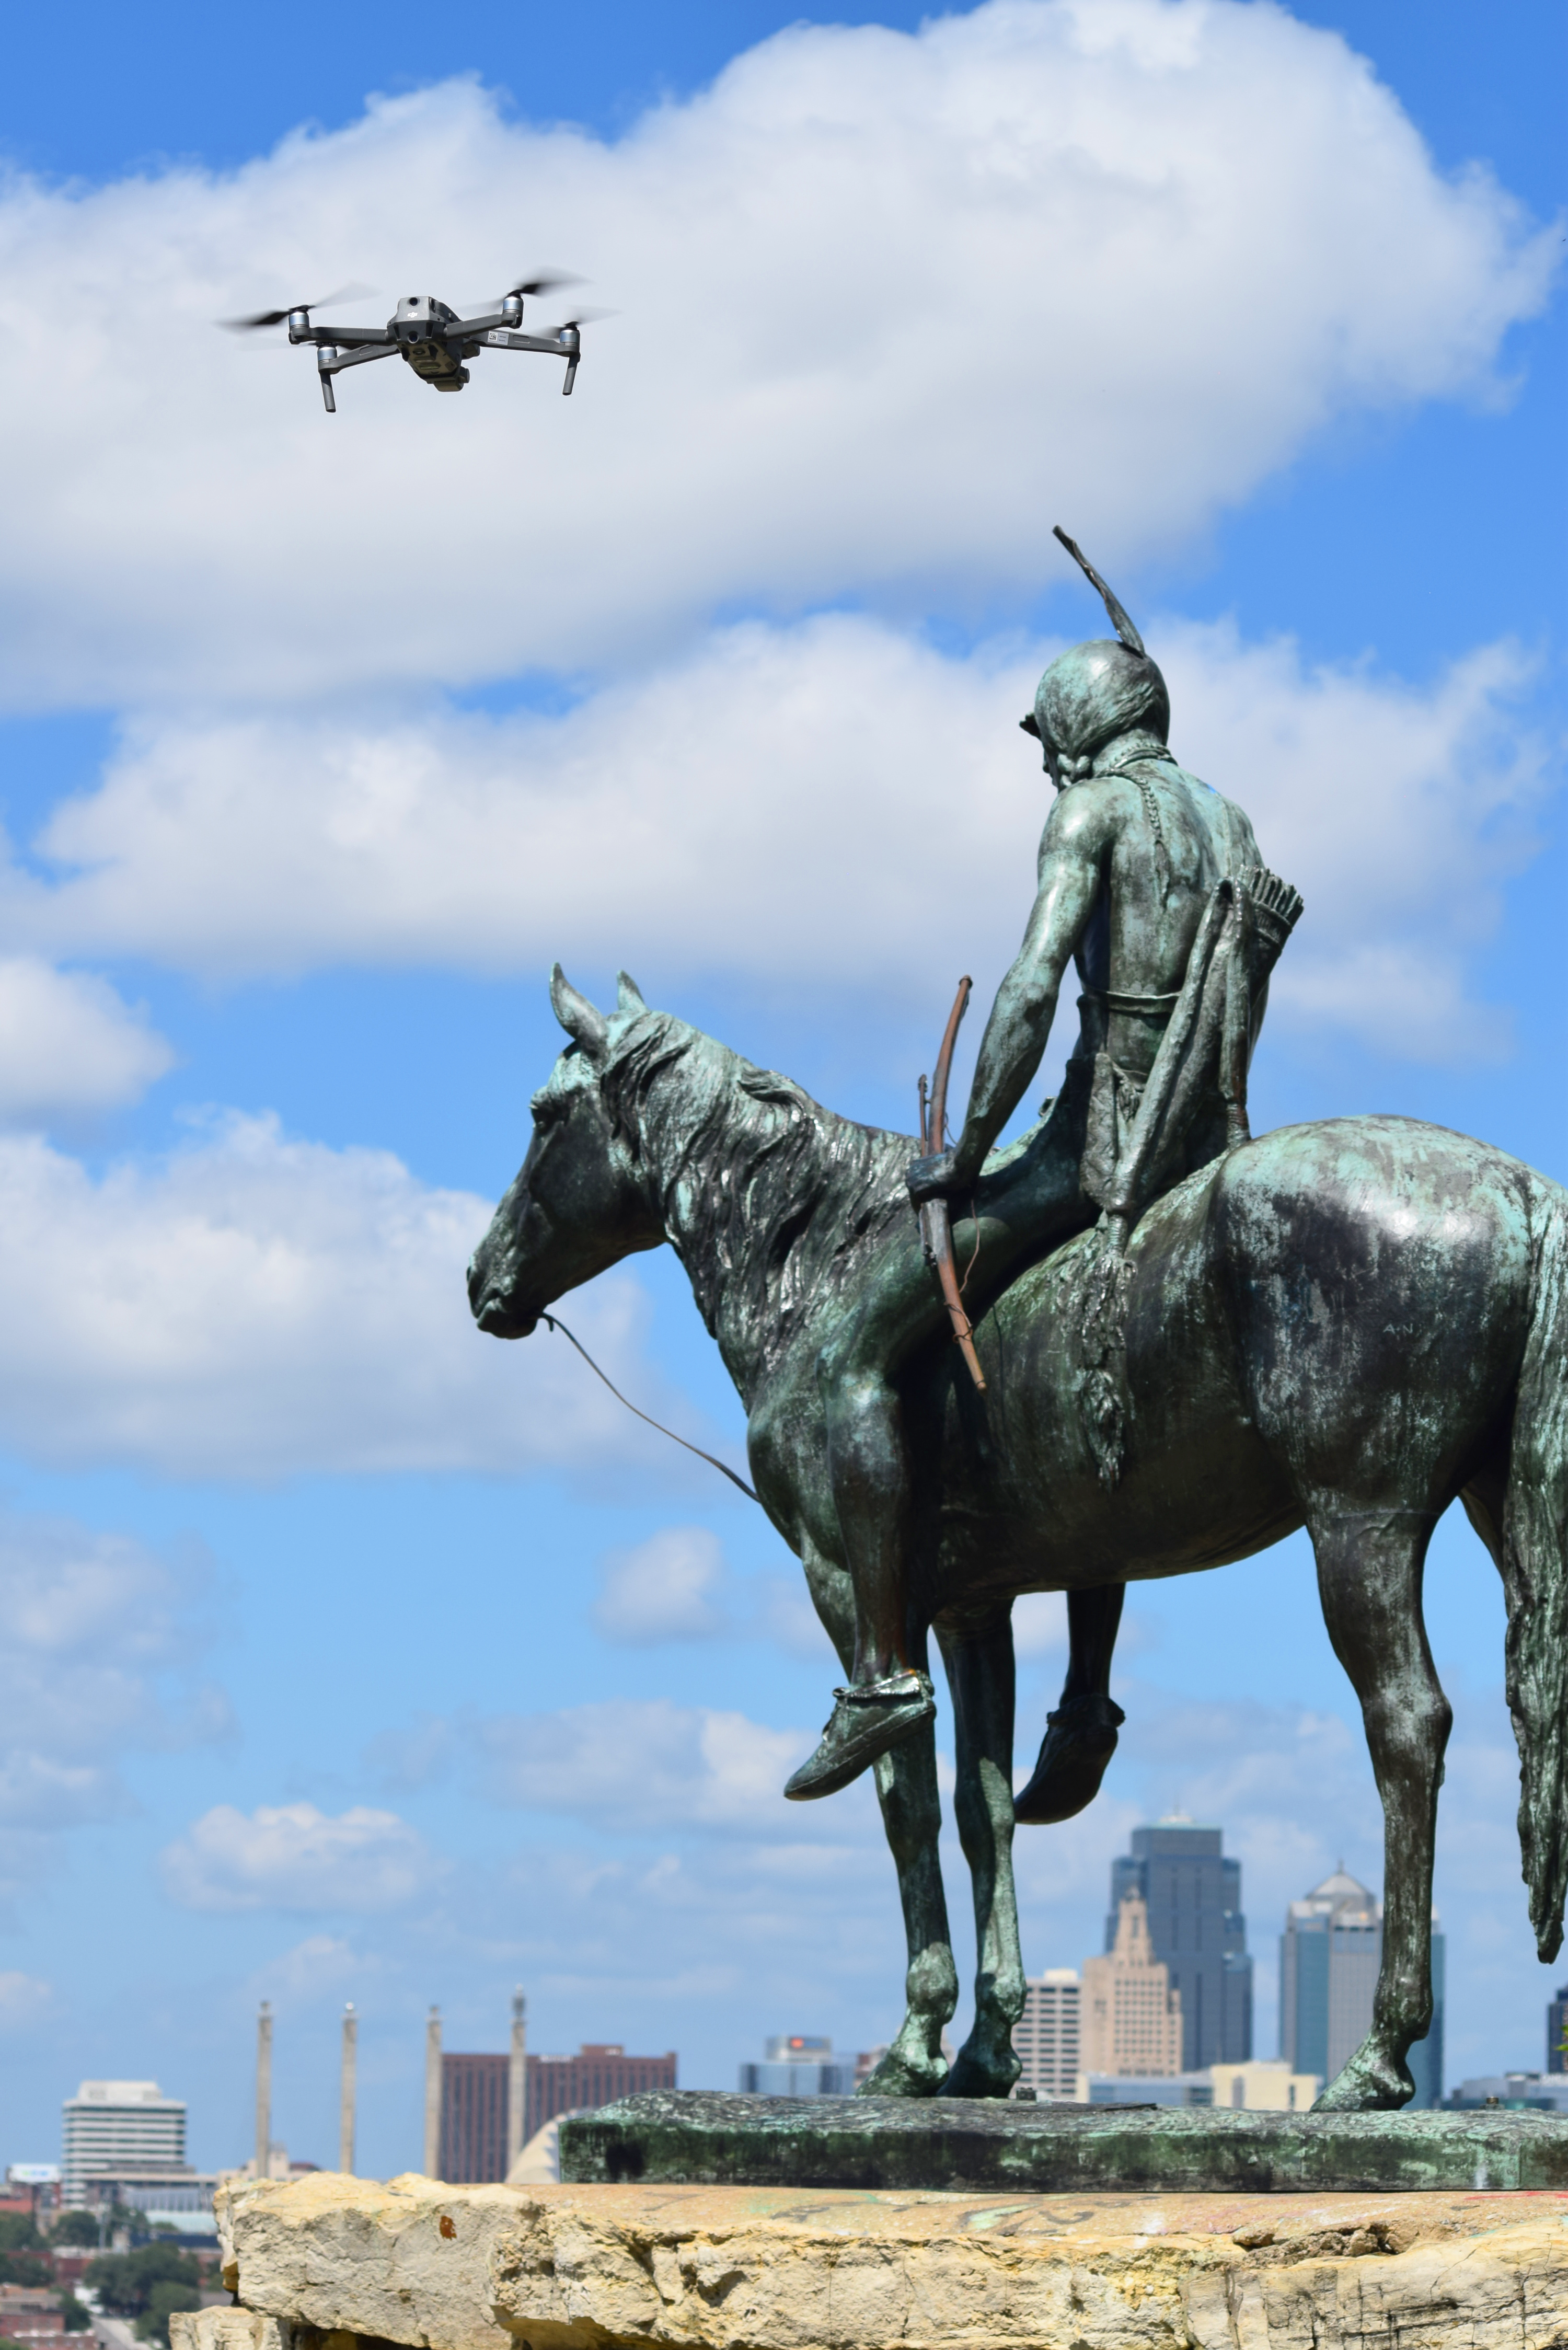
top-left (1548, 1984), bottom-right (1568, 2076)
top-left (1108, 1817), bottom-right (1251, 2069)
top-left (61, 2082), bottom-right (187, 2208)
top-left (1014, 1972), bottom-right (1081, 2100)
top-left (1279, 1868), bottom-right (1445, 2107)
top-left (1081, 1893), bottom-right (1185, 2077)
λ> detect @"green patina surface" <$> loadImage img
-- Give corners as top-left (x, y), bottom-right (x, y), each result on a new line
top-left (559, 2091), bottom-right (1568, 2197)
top-left (471, 572), bottom-right (1568, 2121)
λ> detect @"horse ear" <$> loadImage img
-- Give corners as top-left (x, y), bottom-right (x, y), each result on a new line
top-left (550, 964), bottom-right (609, 1061)
top-left (616, 971), bottom-right (647, 1013)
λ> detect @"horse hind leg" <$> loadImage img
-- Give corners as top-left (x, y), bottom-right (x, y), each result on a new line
top-left (936, 1611), bottom-right (1025, 2100)
top-left (1308, 1507), bottom-right (1451, 2112)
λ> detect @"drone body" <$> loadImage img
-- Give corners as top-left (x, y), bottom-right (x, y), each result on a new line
top-left (226, 276), bottom-right (593, 412)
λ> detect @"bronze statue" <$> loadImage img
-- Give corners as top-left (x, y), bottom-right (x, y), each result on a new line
top-left (468, 552), bottom-right (1568, 2113)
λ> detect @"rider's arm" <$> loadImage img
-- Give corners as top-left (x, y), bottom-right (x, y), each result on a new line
top-left (919, 789), bottom-right (1113, 1195)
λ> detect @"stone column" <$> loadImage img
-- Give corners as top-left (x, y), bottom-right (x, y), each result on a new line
top-left (507, 1988), bottom-right (527, 2173)
top-left (255, 2002), bottom-right (272, 2180)
top-left (339, 2004), bottom-right (356, 2176)
top-left (423, 2006), bottom-right (442, 2179)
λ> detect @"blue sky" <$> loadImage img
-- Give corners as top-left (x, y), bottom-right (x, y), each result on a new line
top-left (0, 0), bottom-right (1562, 2179)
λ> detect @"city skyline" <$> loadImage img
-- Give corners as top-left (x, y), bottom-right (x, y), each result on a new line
top-left (0, 0), bottom-right (1558, 2168)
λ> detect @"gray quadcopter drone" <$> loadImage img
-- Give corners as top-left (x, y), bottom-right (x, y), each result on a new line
top-left (224, 273), bottom-right (598, 411)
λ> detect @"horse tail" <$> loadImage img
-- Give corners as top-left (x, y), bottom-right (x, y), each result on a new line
top-left (1502, 1178), bottom-right (1568, 1961)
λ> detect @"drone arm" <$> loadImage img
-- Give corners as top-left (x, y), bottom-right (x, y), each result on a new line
top-left (321, 341), bottom-right (400, 375)
top-left (290, 323), bottom-right (395, 349)
top-left (475, 328), bottom-right (574, 355)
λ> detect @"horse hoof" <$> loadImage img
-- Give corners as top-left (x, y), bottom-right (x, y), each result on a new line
top-left (1312, 2047), bottom-right (1415, 2111)
top-left (1012, 1696), bottom-right (1124, 1824)
top-left (939, 2047), bottom-right (1022, 2101)
top-left (857, 2046), bottom-right (947, 2099)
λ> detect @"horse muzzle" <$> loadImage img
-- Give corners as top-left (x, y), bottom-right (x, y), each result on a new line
top-left (480, 1300), bottom-right (538, 1339)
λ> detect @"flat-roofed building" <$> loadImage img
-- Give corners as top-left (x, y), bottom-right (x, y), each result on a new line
top-left (526, 2044), bottom-right (677, 2141)
top-left (439, 2053), bottom-right (509, 2184)
top-left (1014, 1971), bottom-right (1081, 2100)
top-left (61, 2082), bottom-right (186, 2208)
top-left (1207, 2060), bottom-right (1320, 2111)
top-left (737, 2036), bottom-right (856, 2096)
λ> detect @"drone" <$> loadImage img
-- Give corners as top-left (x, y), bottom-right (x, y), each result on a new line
top-left (223, 273), bottom-right (599, 412)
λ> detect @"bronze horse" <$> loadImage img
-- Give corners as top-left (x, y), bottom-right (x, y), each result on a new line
top-left (468, 970), bottom-right (1568, 2109)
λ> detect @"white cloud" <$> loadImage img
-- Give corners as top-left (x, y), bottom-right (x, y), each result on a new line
top-left (0, 1505), bottom-right (226, 1837)
top-left (0, 2), bottom-right (1552, 706)
top-left (590, 1529), bottom-right (837, 1661)
top-left (593, 1527), bottom-right (730, 1644)
top-left (0, 959), bottom-right (171, 1123)
top-left (0, 1971), bottom-right (52, 2026)
top-left (161, 1801), bottom-right (435, 1912)
top-left (1012, 1592), bottom-right (1068, 1658)
top-left (14, 615), bottom-right (1541, 1058)
top-left (473, 1698), bottom-right (836, 1834)
top-left (0, 1112), bottom-right (701, 1478)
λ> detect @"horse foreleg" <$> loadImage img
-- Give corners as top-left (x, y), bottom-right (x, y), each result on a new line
top-left (1309, 1508), bottom-right (1451, 2112)
top-left (936, 1614), bottom-right (1024, 2099)
top-left (858, 1723), bottom-right (958, 2096)
top-left (796, 1536), bottom-right (956, 2099)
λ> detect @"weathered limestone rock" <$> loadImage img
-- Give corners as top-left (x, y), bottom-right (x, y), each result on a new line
top-left (203, 2171), bottom-right (1568, 2349)
top-left (212, 2174), bottom-right (522, 2350)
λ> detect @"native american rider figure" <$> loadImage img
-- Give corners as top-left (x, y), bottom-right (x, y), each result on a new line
top-left (786, 531), bottom-right (1302, 1807)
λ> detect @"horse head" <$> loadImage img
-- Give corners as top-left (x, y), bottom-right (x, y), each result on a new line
top-left (467, 966), bottom-right (665, 1339)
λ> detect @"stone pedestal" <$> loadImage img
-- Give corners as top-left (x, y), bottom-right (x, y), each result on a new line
top-left (187, 2168), bottom-right (1568, 2349)
top-left (560, 2089), bottom-right (1568, 2196)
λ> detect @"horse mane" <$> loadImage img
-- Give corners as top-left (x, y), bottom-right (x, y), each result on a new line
top-left (598, 1008), bottom-right (913, 1386)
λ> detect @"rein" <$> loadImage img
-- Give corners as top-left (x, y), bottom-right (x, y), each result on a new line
top-left (540, 1311), bottom-right (760, 1503)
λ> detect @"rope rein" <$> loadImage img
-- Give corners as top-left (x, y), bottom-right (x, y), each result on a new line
top-left (540, 1311), bottom-right (760, 1503)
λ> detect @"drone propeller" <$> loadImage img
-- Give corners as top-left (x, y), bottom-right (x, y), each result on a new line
top-left (542, 308), bottom-right (615, 333)
top-left (220, 283), bottom-right (372, 330)
top-left (500, 269), bottom-right (582, 301)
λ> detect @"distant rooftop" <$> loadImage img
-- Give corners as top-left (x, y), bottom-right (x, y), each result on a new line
top-left (68, 2082), bottom-right (180, 2105)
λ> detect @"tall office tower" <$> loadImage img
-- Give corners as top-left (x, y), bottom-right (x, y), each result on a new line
top-left (1014, 1971), bottom-right (1081, 2100)
top-left (439, 2053), bottom-right (510, 2183)
top-left (1279, 1868), bottom-right (1446, 2107)
top-left (1108, 1818), bottom-right (1252, 2070)
top-left (1081, 1894), bottom-right (1184, 2077)
top-left (1548, 1984), bottom-right (1568, 2075)
top-left (61, 2082), bottom-right (187, 2207)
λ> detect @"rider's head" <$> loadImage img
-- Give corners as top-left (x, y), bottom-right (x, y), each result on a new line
top-left (1029, 639), bottom-right (1170, 784)
top-left (1021, 528), bottom-right (1169, 784)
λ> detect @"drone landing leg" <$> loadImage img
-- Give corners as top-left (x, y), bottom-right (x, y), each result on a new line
top-left (318, 345), bottom-right (338, 413)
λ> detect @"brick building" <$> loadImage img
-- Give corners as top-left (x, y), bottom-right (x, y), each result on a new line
top-left (437, 2042), bottom-right (677, 2179)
